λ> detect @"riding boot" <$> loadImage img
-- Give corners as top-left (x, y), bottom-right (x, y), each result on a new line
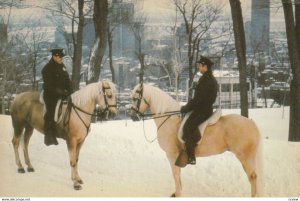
top-left (44, 120), bottom-right (58, 146)
top-left (185, 142), bottom-right (196, 165)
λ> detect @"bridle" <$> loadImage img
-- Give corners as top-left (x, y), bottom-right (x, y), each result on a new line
top-left (135, 83), bottom-right (149, 109)
top-left (130, 83), bottom-right (181, 143)
top-left (63, 82), bottom-right (117, 134)
top-left (101, 84), bottom-right (118, 115)
top-left (131, 83), bottom-right (150, 120)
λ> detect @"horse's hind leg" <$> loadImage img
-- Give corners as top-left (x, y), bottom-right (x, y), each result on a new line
top-left (236, 154), bottom-right (257, 197)
top-left (23, 125), bottom-right (35, 172)
top-left (12, 124), bottom-right (25, 173)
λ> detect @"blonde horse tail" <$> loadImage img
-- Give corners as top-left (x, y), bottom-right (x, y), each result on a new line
top-left (254, 131), bottom-right (264, 196)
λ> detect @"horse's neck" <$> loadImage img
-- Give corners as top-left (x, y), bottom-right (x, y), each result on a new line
top-left (149, 91), bottom-right (180, 114)
top-left (79, 100), bottom-right (96, 114)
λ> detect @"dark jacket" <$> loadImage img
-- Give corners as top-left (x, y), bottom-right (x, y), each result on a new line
top-left (42, 58), bottom-right (73, 99)
top-left (181, 70), bottom-right (218, 115)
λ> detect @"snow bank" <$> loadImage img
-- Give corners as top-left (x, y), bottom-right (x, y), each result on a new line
top-left (0, 107), bottom-right (299, 197)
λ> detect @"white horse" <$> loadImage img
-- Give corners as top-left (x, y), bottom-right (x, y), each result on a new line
top-left (10, 80), bottom-right (118, 190)
top-left (130, 83), bottom-right (264, 197)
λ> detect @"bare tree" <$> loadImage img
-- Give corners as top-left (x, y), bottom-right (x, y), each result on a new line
top-left (88, 0), bottom-right (108, 83)
top-left (45, 0), bottom-right (92, 90)
top-left (106, 2), bottom-right (133, 83)
top-left (172, 0), bottom-right (224, 99)
top-left (128, 15), bottom-right (147, 83)
top-left (17, 21), bottom-right (48, 90)
top-left (281, 0), bottom-right (300, 141)
top-left (229, 0), bottom-right (248, 117)
top-left (0, 0), bottom-right (32, 113)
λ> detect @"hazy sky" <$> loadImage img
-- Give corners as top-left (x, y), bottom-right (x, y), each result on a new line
top-left (141, 0), bottom-right (252, 20)
top-left (3, 0), bottom-right (283, 26)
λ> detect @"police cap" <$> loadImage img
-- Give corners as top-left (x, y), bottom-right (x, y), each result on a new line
top-left (196, 56), bottom-right (214, 68)
top-left (51, 48), bottom-right (65, 57)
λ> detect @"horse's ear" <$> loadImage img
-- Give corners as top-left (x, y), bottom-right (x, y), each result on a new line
top-left (103, 81), bottom-right (113, 97)
top-left (138, 83), bottom-right (143, 91)
top-left (103, 80), bottom-right (110, 88)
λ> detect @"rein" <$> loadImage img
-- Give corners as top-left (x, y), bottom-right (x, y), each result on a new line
top-left (61, 83), bottom-right (117, 135)
top-left (131, 83), bottom-right (182, 143)
top-left (139, 110), bottom-right (181, 143)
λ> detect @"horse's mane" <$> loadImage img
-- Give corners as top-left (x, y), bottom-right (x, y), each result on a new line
top-left (141, 84), bottom-right (181, 114)
top-left (71, 80), bottom-right (116, 107)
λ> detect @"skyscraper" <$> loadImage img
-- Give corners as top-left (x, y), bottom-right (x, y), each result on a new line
top-left (111, 0), bottom-right (136, 58)
top-left (250, 0), bottom-right (270, 55)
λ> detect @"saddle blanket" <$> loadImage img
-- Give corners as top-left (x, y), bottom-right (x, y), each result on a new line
top-left (39, 91), bottom-right (65, 123)
top-left (178, 109), bottom-right (222, 144)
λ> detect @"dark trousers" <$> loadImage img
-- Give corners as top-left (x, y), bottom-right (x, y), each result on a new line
top-left (182, 111), bottom-right (211, 155)
top-left (43, 94), bottom-right (58, 134)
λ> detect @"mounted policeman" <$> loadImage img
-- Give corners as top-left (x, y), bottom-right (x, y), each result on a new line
top-left (179, 56), bottom-right (219, 165)
top-left (42, 48), bottom-right (73, 146)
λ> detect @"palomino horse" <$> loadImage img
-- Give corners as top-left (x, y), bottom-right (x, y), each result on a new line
top-left (130, 83), bottom-right (263, 197)
top-left (10, 80), bottom-right (118, 190)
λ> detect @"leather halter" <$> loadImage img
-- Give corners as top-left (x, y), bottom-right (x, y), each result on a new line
top-left (132, 83), bottom-right (150, 115)
top-left (68, 82), bottom-right (117, 133)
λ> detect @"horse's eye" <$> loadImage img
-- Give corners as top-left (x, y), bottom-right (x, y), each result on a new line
top-left (106, 90), bottom-right (113, 98)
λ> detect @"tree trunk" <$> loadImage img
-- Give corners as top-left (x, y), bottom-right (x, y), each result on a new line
top-left (88, 0), bottom-right (108, 83)
top-left (296, 0), bottom-right (300, 58)
top-left (138, 52), bottom-right (145, 83)
top-left (72, 0), bottom-right (84, 90)
top-left (108, 29), bottom-right (115, 82)
top-left (187, 29), bottom-right (194, 100)
top-left (282, 0), bottom-right (300, 141)
top-left (32, 53), bottom-right (37, 91)
top-left (229, 0), bottom-right (248, 117)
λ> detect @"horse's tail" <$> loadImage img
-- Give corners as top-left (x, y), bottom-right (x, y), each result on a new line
top-left (254, 131), bottom-right (264, 197)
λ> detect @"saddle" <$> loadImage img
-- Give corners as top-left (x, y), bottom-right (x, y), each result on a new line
top-left (39, 91), bottom-right (67, 124)
top-left (178, 109), bottom-right (222, 144)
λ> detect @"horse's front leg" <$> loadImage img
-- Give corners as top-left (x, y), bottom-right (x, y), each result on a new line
top-left (74, 140), bottom-right (85, 184)
top-left (167, 153), bottom-right (182, 197)
top-left (67, 138), bottom-right (82, 190)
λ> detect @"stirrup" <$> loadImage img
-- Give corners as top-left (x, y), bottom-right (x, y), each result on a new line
top-left (175, 150), bottom-right (188, 168)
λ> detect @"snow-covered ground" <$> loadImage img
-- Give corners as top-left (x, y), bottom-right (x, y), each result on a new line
top-left (0, 107), bottom-right (299, 197)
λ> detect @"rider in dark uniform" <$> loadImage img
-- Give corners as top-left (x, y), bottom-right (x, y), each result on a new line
top-left (180, 56), bottom-right (218, 165)
top-left (42, 48), bottom-right (73, 146)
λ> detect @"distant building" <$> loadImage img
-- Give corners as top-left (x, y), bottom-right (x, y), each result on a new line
top-left (213, 70), bottom-right (255, 108)
top-left (250, 0), bottom-right (270, 55)
top-left (111, 0), bottom-right (136, 58)
top-left (83, 17), bottom-right (96, 49)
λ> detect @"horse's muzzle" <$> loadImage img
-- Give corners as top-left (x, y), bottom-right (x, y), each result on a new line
top-left (96, 108), bottom-right (117, 121)
top-left (130, 112), bottom-right (141, 121)
top-left (108, 108), bottom-right (118, 119)
top-left (128, 105), bottom-right (142, 121)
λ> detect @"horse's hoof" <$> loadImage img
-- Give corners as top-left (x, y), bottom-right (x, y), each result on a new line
top-left (27, 167), bottom-right (35, 172)
top-left (171, 193), bottom-right (176, 197)
top-left (18, 168), bottom-right (25, 173)
top-left (74, 184), bottom-right (82, 190)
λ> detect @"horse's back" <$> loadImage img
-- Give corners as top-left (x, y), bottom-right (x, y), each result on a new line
top-left (11, 91), bottom-right (43, 128)
top-left (220, 114), bottom-right (259, 133)
top-left (197, 113), bottom-right (260, 157)
top-left (11, 91), bottom-right (40, 113)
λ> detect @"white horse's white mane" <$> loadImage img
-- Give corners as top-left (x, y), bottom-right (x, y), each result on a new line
top-left (140, 84), bottom-right (181, 114)
top-left (71, 81), bottom-right (116, 107)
